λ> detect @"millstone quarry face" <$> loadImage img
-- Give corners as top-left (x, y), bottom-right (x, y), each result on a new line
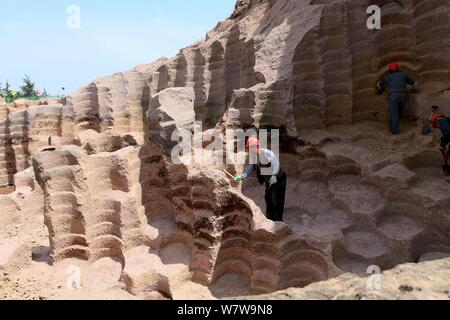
top-left (1, 0), bottom-right (450, 300)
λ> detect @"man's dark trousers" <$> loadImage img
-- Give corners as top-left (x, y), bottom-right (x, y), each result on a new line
top-left (264, 172), bottom-right (287, 222)
top-left (389, 92), bottom-right (408, 134)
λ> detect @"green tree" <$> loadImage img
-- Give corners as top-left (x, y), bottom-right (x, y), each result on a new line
top-left (5, 81), bottom-right (14, 101)
top-left (2, 81), bottom-right (9, 97)
top-left (0, 82), bottom-right (3, 97)
top-left (20, 74), bottom-right (36, 97)
top-left (42, 88), bottom-right (49, 97)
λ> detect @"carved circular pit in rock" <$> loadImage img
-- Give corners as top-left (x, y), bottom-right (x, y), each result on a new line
top-left (378, 215), bottom-right (424, 241)
top-left (159, 242), bottom-right (192, 265)
top-left (84, 257), bottom-right (123, 290)
top-left (418, 252), bottom-right (450, 263)
top-left (209, 272), bottom-right (251, 298)
top-left (411, 232), bottom-right (450, 263)
top-left (343, 230), bottom-right (387, 260)
top-left (291, 181), bottom-right (334, 217)
top-left (314, 209), bottom-right (352, 230)
top-left (332, 247), bottom-right (370, 275)
top-left (330, 175), bottom-right (385, 216)
top-left (404, 151), bottom-right (443, 174)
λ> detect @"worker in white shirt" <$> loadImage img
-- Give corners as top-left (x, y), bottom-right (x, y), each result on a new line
top-left (235, 137), bottom-right (287, 222)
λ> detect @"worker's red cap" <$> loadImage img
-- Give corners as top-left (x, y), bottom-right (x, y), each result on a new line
top-left (432, 114), bottom-right (446, 129)
top-left (389, 62), bottom-right (400, 72)
top-left (246, 137), bottom-right (260, 148)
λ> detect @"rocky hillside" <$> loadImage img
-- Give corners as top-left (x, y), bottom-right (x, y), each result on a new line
top-left (1, 0), bottom-right (449, 186)
top-left (0, 0), bottom-right (449, 300)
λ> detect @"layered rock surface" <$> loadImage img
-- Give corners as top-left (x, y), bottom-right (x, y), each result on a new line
top-left (241, 257), bottom-right (450, 300)
top-left (1, 0), bottom-right (449, 300)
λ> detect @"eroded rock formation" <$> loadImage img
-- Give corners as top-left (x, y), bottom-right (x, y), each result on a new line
top-left (1, 0), bottom-right (449, 300)
top-left (30, 143), bottom-right (334, 296)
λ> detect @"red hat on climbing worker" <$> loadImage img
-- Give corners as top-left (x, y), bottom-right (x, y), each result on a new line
top-left (389, 62), bottom-right (400, 72)
top-left (432, 114), bottom-right (446, 129)
top-left (246, 137), bottom-right (260, 148)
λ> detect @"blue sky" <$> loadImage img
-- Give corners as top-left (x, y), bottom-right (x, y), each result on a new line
top-left (0, 0), bottom-right (236, 95)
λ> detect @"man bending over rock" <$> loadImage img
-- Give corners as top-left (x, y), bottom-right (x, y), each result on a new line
top-left (235, 137), bottom-right (287, 222)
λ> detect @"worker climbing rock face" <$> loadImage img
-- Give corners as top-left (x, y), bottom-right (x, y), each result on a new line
top-left (432, 113), bottom-right (450, 176)
top-left (377, 62), bottom-right (419, 134)
top-left (235, 137), bottom-right (287, 222)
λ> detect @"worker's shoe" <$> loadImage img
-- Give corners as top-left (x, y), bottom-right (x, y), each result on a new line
top-left (443, 165), bottom-right (450, 175)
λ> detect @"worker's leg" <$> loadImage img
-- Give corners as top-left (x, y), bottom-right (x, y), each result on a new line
top-left (265, 187), bottom-right (274, 220)
top-left (398, 93), bottom-right (408, 118)
top-left (269, 173), bottom-right (287, 222)
top-left (441, 135), bottom-right (450, 150)
top-left (441, 136), bottom-right (450, 175)
top-left (388, 93), bottom-right (401, 134)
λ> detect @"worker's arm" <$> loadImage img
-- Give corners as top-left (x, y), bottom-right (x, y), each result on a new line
top-left (406, 75), bottom-right (420, 92)
top-left (441, 136), bottom-right (449, 150)
top-left (236, 164), bottom-right (256, 182)
top-left (376, 79), bottom-right (386, 95)
top-left (241, 164), bottom-right (257, 180)
top-left (405, 74), bottom-right (416, 86)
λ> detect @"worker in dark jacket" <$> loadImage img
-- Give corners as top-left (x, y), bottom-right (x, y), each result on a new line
top-left (377, 62), bottom-right (419, 134)
top-left (235, 137), bottom-right (287, 222)
top-left (432, 113), bottom-right (450, 176)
